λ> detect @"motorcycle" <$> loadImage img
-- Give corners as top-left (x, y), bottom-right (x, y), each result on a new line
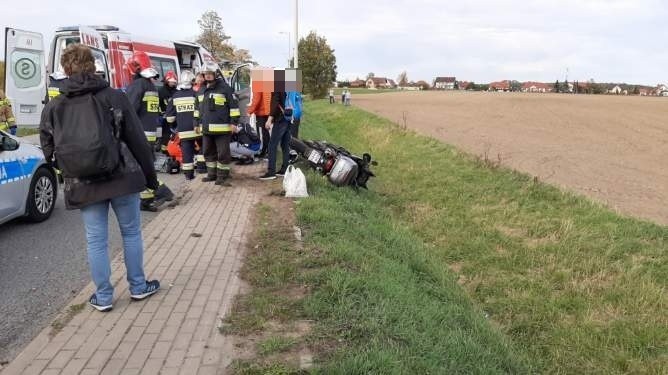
top-left (289, 137), bottom-right (377, 189)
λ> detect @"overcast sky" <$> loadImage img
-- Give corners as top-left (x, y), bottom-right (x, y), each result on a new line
top-left (2, 0), bottom-right (666, 85)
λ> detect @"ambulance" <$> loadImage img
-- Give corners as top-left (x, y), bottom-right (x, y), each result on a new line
top-left (3, 25), bottom-right (252, 126)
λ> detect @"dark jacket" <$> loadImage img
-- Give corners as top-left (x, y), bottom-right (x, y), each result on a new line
top-left (197, 78), bottom-right (240, 134)
top-left (126, 74), bottom-right (160, 140)
top-left (269, 91), bottom-right (288, 121)
top-left (40, 72), bottom-right (159, 210)
top-left (165, 88), bottom-right (198, 138)
top-left (159, 84), bottom-right (177, 114)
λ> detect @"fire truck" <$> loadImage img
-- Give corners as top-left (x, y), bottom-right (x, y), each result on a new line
top-left (3, 25), bottom-right (251, 126)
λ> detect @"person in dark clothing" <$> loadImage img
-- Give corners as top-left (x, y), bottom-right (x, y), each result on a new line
top-left (39, 44), bottom-right (160, 312)
top-left (125, 51), bottom-right (174, 210)
top-left (197, 62), bottom-right (241, 185)
top-left (158, 70), bottom-right (178, 153)
top-left (259, 91), bottom-right (291, 180)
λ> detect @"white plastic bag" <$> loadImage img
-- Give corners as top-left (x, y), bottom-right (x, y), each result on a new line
top-left (283, 166), bottom-right (309, 198)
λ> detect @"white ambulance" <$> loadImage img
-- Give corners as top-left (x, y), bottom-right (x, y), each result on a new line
top-left (3, 25), bottom-right (252, 126)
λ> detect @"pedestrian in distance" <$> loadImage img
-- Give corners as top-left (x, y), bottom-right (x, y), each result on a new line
top-left (39, 44), bottom-right (160, 312)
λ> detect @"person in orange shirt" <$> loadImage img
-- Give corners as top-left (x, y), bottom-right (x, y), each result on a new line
top-left (246, 90), bottom-right (272, 158)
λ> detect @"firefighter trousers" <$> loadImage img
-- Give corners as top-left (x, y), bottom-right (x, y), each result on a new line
top-left (202, 133), bottom-right (232, 175)
top-left (181, 138), bottom-right (196, 178)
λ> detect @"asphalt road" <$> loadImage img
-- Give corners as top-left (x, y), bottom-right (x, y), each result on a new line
top-left (0, 141), bottom-right (185, 364)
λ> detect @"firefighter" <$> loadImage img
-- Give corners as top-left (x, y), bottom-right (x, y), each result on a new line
top-left (44, 70), bottom-right (68, 104)
top-left (192, 67), bottom-right (207, 174)
top-left (158, 70), bottom-right (178, 154)
top-left (125, 51), bottom-right (174, 211)
top-left (197, 62), bottom-right (240, 185)
top-left (165, 70), bottom-right (199, 180)
top-left (0, 89), bottom-right (16, 135)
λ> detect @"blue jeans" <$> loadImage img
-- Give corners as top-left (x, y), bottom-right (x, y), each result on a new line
top-left (81, 193), bottom-right (147, 305)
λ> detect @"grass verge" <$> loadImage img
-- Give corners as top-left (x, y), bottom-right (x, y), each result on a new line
top-left (16, 127), bottom-right (39, 137)
top-left (299, 100), bottom-right (667, 374)
top-left (225, 100), bottom-right (667, 374)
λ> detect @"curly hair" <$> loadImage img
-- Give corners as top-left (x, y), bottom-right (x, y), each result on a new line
top-left (60, 44), bottom-right (95, 75)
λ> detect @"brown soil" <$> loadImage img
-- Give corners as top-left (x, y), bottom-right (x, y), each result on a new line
top-left (355, 91), bottom-right (668, 226)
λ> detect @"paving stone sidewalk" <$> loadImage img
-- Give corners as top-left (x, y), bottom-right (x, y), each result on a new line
top-left (1, 164), bottom-right (266, 375)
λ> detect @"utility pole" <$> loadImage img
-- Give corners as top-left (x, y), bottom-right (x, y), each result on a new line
top-left (293, 0), bottom-right (299, 68)
top-left (279, 31), bottom-right (291, 68)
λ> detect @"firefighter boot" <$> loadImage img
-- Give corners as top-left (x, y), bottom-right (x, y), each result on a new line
top-left (140, 189), bottom-right (159, 212)
top-left (202, 168), bottom-right (217, 182)
top-left (154, 183), bottom-right (174, 204)
top-left (215, 168), bottom-right (231, 186)
top-left (185, 170), bottom-right (195, 181)
top-left (196, 156), bottom-right (207, 174)
top-left (140, 199), bottom-right (158, 212)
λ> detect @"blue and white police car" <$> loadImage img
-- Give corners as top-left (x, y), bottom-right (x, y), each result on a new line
top-left (0, 131), bottom-right (57, 224)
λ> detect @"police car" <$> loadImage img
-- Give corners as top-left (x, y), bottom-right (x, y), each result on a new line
top-left (0, 131), bottom-right (57, 224)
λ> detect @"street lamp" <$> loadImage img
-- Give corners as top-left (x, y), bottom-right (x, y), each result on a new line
top-left (278, 31), bottom-right (291, 68)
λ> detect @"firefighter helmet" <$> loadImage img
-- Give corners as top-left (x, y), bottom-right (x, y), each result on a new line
top-left (164, 70), bottom-right (178, 84)
top-left (200, 62), bottom-right (221, 82)
top-left (178, 70), bottom-right (196, 89)
top-left (126, 51), bottom-right (159, 79)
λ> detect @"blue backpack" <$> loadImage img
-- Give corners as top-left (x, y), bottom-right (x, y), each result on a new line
top-left (285, 91), bottom-right (303, 120)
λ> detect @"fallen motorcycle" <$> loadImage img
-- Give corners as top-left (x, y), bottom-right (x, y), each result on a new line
top-left (289, 137), bottom-right (376, 189)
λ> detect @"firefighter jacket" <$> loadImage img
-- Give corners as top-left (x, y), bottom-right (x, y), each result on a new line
top-left (197, 78), bottom-right (240, 135)
top-left (159, 84), bottom-right (177, 114)
top-left (165, 88), bottom-right (199, 140)
top-left (45, 76), bottom-right (68, 104)
top-left (0, 98), bottom-right (16, 130)
top-left (126, 74), bottom-right (160, 142)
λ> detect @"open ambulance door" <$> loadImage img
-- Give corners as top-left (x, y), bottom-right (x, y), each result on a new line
top-left (3, 28), bottom-right (46, 126)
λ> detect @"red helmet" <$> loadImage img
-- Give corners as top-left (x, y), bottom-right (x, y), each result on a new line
top-left (164, 70), bottom-right (178, 84)
top-left (126, 51), bottom-right (158, 79)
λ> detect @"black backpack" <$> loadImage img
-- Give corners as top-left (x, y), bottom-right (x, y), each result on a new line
top-left (52, 91), bottom-right (121, 180)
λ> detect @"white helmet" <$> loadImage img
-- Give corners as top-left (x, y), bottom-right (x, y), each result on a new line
top-left (200, 62), bottom-right (220, 77)
top-left (178, 70), bottom-right (196, 89)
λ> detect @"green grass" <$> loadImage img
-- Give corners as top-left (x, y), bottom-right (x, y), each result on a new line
top-left (16, 127), bottom-right (39, 137)
top-left (293, 101), bottom-right (667, 374)
top-left (258, 337), bottom-right (298, 356)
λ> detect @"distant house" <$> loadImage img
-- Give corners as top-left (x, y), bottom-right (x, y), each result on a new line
top-left (433, 77), bottom-right (456, 90)
top-left (350, 79), bottom-right (366, 88)
top-left (655, 84), bottom-right (668, 96)
top-left (638, 89), bottom-right (649, 96)
top-left (489, 80), bottom-right (511, 92)
top-left (366, 77), bottom-right (395, 89)
top-left (521, 81), bottom-right (551, 93)
top-left (608, 85), bottom-right (622, 95)
top-left (458, 81), bottom-right (471, 90)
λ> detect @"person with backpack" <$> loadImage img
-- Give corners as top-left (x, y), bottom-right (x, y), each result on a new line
top-left (125, 51), bottom-right (174, 211)
top-left (197, 62), bottom-right (241, 185)
top-left (230, 122), bottom-right (261, 164)
top-left (259, 89), bottom-right (292, 180)
top-left (165, 70), bottom-right (199, 180)
top-left (39, 44), bottom-right (160, 312)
